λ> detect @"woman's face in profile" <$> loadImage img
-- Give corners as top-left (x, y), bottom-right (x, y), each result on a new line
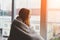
top-left (29, 11), bottom-right (31, 18)
top-left (29, 14), bottom-right (31, 18)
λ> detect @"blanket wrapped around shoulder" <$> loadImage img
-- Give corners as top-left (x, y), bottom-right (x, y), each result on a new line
top-left (8, 19), bottom-right (41, 40)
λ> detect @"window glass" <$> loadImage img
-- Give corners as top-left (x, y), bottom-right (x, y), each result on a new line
top-left (47, 0), bottom-right (60, 40)
top-left (0, 0), bottom-right (12, 40)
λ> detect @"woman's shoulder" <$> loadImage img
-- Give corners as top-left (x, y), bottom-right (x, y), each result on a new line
top-left (11, 19), bottom-right (22, 27)
top-left (12, 19), bottom-right (21, 24)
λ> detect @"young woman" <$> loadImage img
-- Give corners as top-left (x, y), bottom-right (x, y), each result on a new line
top-left (8, 8), bottom-right (41, 40)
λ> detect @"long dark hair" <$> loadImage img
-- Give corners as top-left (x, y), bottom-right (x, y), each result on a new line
top-left (17, 8), bottom-right (30, 26)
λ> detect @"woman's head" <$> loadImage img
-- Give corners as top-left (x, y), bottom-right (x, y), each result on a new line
top-left (19, 8), bottom-right (30, 20)
top-left (17, 8), bottom-right (30, 26)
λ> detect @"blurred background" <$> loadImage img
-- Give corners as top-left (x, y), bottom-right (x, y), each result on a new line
top-left (0, 0), bottom-right (60, 40)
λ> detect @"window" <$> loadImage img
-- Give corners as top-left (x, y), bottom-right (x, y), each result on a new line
top-left (0, 0), bottom-right (41, 40)
top-left (47, 0), bottom-right (60, 40)
top-left (0, 0), bottom-right (12, 40)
